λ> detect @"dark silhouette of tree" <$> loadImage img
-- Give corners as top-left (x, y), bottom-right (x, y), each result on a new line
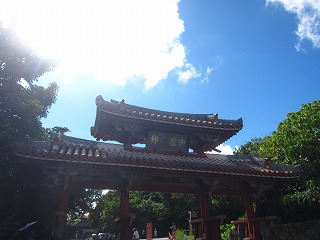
top-left (0, 24), bottom-right (57, 239)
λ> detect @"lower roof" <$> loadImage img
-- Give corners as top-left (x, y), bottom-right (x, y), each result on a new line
top-left (14, 134), bottom-right (301, 195)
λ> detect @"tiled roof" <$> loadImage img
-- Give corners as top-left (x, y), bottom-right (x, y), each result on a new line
top-left (14, 134), bottom-right (301, 180)
top-left (94, 95), bottom-right (243, 130)
top-left (91, 96), bottom-right (244, 153)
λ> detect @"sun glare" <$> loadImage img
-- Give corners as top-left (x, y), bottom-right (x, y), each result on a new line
top-left (1, 1), bottom-right (112, 63)
top-left (1, 0), bottom-right (199, 88)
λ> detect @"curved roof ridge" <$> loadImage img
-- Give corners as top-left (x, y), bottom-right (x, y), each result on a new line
top-left (96, 95), bottom-right (241, 123)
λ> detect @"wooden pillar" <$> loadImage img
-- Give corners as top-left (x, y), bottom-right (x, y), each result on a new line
top-left (200, 194), bottom-right (216, 240)
top-left (119, 187), bottom-right (131, 240)
top-left (193, 223), bottom-right (200, 240)
top-left (200, 194), bottom-right (209, 219)
top-left (200, 194), bottom-right (223, 240)
top-left (200, 193), bottom-right (209, 239)
top-left (244, 194), bottom-right (262, 240)
top-left (120, 188), bottom-right (129, 216)
top-left (53, 189), bottom-right (70, 240)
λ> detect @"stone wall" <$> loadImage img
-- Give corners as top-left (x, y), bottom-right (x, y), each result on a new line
top-left (269, 219), bottom-right (320, 240)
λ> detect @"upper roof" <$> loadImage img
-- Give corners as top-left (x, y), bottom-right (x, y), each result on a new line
top-left (91, 96), bottom-right (243, 154)
top-left (14, 134), bottom-right (301, 195)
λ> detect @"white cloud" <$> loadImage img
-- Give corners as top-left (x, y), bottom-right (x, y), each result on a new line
top-left (216, 144), bottom-right (237, 155)
top-left (267, 0), bottom-right (320, 50)
top-left (200, 67), bottom-right (212, 84)
top-left (206, 67), bottom-right (214, 75)
top-left (205, 144), bottom-right (237, 155)
top-left (177, 63), bottom-right (202, 84)
top-left (200, 55), bottom-right (223, 83)
top-left (0, 0), bottom-right (207, 89)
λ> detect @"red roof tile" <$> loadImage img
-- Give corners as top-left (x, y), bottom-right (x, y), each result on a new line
top-left (94, 95), bottom-right (243, 130)
top-left (91, 96), bottom-right (244, 153)
top-left (14, 134), bottom-right (301, 181)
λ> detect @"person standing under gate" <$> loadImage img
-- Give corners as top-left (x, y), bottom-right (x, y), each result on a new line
top-left (170, 223), bottom-right (176, 237)
top-left (133, 228), bottom-right (139, 240)
top-left (229, 226), bottom-right (239, 240)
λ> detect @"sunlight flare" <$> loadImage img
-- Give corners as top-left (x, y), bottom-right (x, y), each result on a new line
top-left (0, 0), bottom-right (207, 88)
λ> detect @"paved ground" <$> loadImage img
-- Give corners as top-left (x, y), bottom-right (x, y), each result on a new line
top-left (140, 238), bottom-right (168, 240)
top-left (140, 237), bottom-right (169, 240)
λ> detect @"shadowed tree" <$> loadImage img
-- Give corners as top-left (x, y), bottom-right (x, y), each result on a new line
top-left (0, 25), bottom-right (58, 239)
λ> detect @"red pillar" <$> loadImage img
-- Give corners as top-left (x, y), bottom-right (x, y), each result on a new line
top-left (200, 194), bottom-right (219, 240)
top-left (53, 189), bottom-right (70, 240)
top-left (200, 194), bottom-right (209, 240)
top-left (200, 194), bottom-right (209, 219)
top-left (200, 194), bottom-right (222, 240)
top-left (120, 188), bottom-right (129, 216)
top-left (244, 194), bottom-right (262, 240)
top-left (119, 187), bottom-right (131, 240)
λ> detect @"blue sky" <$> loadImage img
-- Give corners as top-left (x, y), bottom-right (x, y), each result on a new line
top-left (1, 0), bottom-right (320, 154)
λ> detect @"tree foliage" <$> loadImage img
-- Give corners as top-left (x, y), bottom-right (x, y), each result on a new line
top-left (68, 189), bottom-right (102, 221)
top-left (0, 25), bottom-right (115, 238)
top-left (260, 100), bottom-right (320, 177)
top-left (0, 25), bottom-right (58, 239)
top-left (90, 191), bottom-right (195, 236)
top-left (211, 196), bottom-right (245, 222)
top-left (90, 191), bottom-right (245, 237)
top-left (0, 26), bottom-right (57, 144)
top-left (235, 100), bottom-right (320, 222)
top-left (89, 191), bottom-right (120, 233)
top-left (233, 138), bottom-right (263, 156)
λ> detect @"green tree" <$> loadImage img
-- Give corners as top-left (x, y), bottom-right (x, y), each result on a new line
top-left (168, 193), bottom-right (199, 231)
top-left (0, 25), bottom-right (103, 239)
top-left (130, 192), bottom-right (172, 235)
top-left (260, 100), bottom-right (320, 177)
top-left (69, 189), bottom-right (102, 221)
top-left (42, 126), bottom-right (71, 139)
top-left (233, 137), bottom-right (263, 156)
top-left (211, 196), bottom-right (245, 222)
top-left (91, 191), bottom-right (249, 237)
top-left (0, 25), bottom-right (58, 239)
top-left (236, 100), bottom-right (320, 222)
top-left (89, 190), bottom-right (120, 233)
top-left (90, 191), bottom-right (202, 237)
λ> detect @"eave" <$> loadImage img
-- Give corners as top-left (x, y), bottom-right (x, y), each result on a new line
top-left (91, 96), bottom-right (243, 152)
top-left (14, 134), bottom-right (301, 196)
